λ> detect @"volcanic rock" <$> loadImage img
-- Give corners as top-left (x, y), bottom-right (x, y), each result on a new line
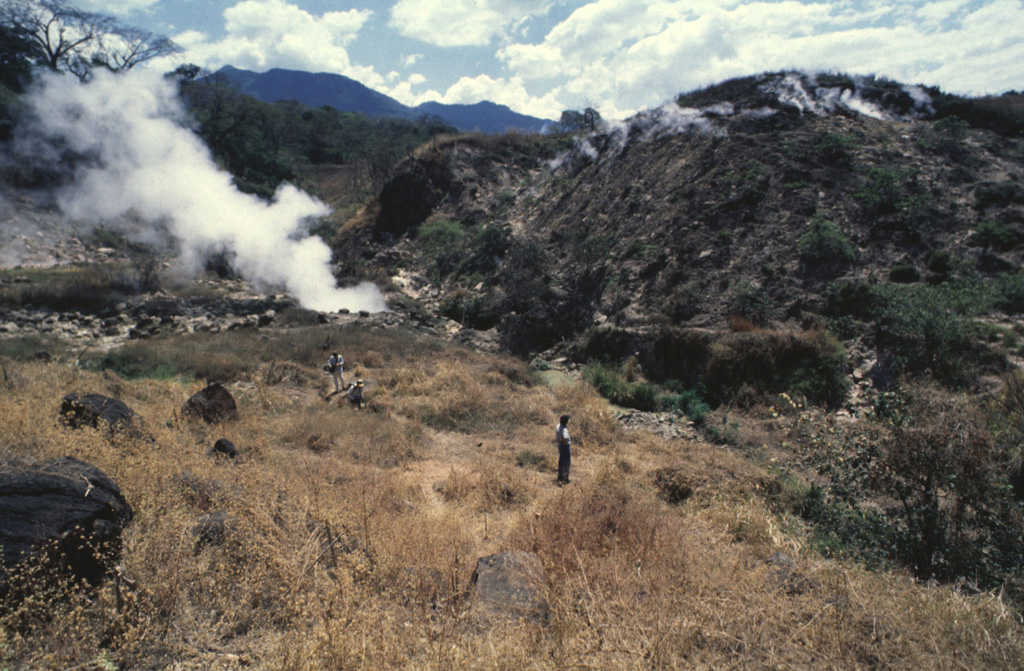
top-left (0, 456), bottom-right (133, 587)
top-left (60, 392), bottom-right (151, 442)
top-left (181, 382), bottom-right (239, 423)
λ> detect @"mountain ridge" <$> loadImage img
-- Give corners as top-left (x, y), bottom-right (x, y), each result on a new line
top-left (215, 65), bottom-right (553, 134)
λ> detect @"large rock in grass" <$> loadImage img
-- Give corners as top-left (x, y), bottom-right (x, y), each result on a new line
top-left (181, 382), bottom-right (239, 423)
top-left (0, 457), bottom-right (133, 587)
top-left (60, 392), bottom-right (151, 442)
top-left (468, 551), bottom-right (548, 624)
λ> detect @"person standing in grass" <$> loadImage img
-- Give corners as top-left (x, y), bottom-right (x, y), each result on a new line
top-left (326, 351), bottom-right (344, 392)
top-left (556, 414), bottom-right (571, 484)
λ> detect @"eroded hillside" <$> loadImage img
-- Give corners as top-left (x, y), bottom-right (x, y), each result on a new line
top-left (334, 72), bottom-right (1024, 383)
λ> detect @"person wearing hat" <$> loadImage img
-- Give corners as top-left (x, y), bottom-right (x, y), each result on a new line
top-left (346, 379), bottom-right (365, 409)
top-left (326, 352), bottom-right (344, 392)
top-left (555, 414), bottom-right (571, 484)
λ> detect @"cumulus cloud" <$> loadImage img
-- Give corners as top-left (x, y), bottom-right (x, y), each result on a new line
top-left (383, 72), bottom-right (565, 121)
top-left (498, 0), bottom-right (1024, 119)
top-left (390, 0), bottom-right (556, 47)
top-left (173, 0), bottom-right (382, 87)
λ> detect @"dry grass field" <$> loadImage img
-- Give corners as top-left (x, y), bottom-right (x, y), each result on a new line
top-left (2, 324), bottom-right (1023, 670)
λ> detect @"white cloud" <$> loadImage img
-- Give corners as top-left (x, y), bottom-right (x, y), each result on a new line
top-left (389, 74), bottom-right (569, 119)
top-left (404, 53), bottom-right (424, 68)
top-left (77, 0), bottom-right (161, 13)
top-left (497, 0), bottom-right (1024, 119)
top-left (389, 0), bottom-right (556, 47)
top-left (174, 0), bottom-right (382, 86)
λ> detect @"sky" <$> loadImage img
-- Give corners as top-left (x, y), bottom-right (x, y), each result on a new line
top-left (68, 0), bottom-right (1024, 122)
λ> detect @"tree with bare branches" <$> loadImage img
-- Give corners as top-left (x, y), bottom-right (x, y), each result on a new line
top-left (0, 0), bottom-right (179, 79)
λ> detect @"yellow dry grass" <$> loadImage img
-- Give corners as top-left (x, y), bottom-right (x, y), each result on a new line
top-left (1, 329), bottom-right (1023, 670)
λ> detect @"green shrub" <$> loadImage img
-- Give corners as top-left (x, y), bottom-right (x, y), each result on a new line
top-left (584, 362), bottom-right (659, 411)
top-left (657, 387), bottom-right (710, 423)
top-left (798, 219), bottom-right (855, 272)
top-left (870, 279), bottom-right (991, 384)
top-left (797, 485), bottom-right (899, 568)
top-left (856, 166), bottom-right (906, 216)
top-left (970, 220), bottom-right (1024, 251)
top-left (417, 218), bottom-right (468, 278)
top-left (888, 263), bottom-right (920, 283)
top-left (996, 272), bottom-right (1024, 313)
top-left (813, 132), bottom-right (857, 165)
top-left (727, 281), bottom-right (775, 326)
top-left (975, 182), bottom-right (1024, 209)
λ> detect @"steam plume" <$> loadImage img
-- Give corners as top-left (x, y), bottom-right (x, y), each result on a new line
top-left (8, 69), bottom-right (386, 313)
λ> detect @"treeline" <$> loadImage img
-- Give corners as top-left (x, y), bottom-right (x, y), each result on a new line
top-left (0, 2), bottom-right (457, 199)
top-left (172, 66), bottom-right (456, 199)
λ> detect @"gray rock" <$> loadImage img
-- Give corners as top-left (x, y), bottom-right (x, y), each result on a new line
top-left (468, 551), bottom-right (548, 624)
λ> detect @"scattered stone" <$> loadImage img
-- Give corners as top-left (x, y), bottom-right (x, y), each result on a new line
top-left (209, 438), bottom-right (238, 459)
top-left (652, 467), bottom-right (695, 504)
top-left (468, 551), bottom-right (548, 624)
top-left (190, 511), bottom-right (236, 550)
top-left (181, 382), bottom-right (239, 423)
top-left (306, 434), bottom-right (335, 453)
top-left (765, 551), bottom-right (813, 595)
top-left (170, 471), bottom-right (222, 511)
top-left (0, 456), bottom-right (133, 588)
top-left (60, 391), bottom-right (151, 442)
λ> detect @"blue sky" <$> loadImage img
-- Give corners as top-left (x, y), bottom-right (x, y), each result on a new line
top-left (79, 0), bottom-right (1024, 121)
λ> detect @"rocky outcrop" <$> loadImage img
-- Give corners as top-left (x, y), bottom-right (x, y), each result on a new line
top-left (0, 457), bottom-right (132, 587)
top-left (468, 551), bottom-right (548, 624)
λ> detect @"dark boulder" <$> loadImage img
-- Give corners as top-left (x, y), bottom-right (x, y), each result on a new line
top-left (181, 382), bottom-right (239, 423)
top-left (468, 551), bottom-right (548, 624)
top-left (60, 392), bottom-right (151, 442)
top-left (209, 438), bottom-right (238, 459)
top-left (0, 457), bottom-right (132, 587)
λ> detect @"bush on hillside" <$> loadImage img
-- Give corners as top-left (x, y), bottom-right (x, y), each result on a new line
top-left (798, 218), bottom-right (856, 275)
top-left (813, 132), bottom-right (858, 165)
top-left (704, 329), bottom-right (849, 408)
top-left (870, 279), bottom-right (991, 385)
top-left (970, 220), bottom-right (1024, 251)
top-left (417, 218), bottom-right (468, 279)
top-left (856, 166), bottom-right (906, 216)
top-left (727, 282), bottom-right (775, 327)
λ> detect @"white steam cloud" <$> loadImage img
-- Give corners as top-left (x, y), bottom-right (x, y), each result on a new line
top-left (13, 69), bottom-right (386, 313)
top-left (550, 72), bottom-right (936, 173)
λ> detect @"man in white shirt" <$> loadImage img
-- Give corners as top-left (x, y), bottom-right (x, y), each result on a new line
top-left (555, 414), bottom-right (571, 484)
top-left (326, 352), bottom-right (344, 392)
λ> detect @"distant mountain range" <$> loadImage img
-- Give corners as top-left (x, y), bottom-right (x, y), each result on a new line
top-left (215, 66), bottom-right (553, 134)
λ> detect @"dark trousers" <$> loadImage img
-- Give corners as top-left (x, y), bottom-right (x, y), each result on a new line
top-left (557, 443), bottom-right (571, 482)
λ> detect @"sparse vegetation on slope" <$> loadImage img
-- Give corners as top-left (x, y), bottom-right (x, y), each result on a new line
top-left (2, 326), bottom-right (1024, 669)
